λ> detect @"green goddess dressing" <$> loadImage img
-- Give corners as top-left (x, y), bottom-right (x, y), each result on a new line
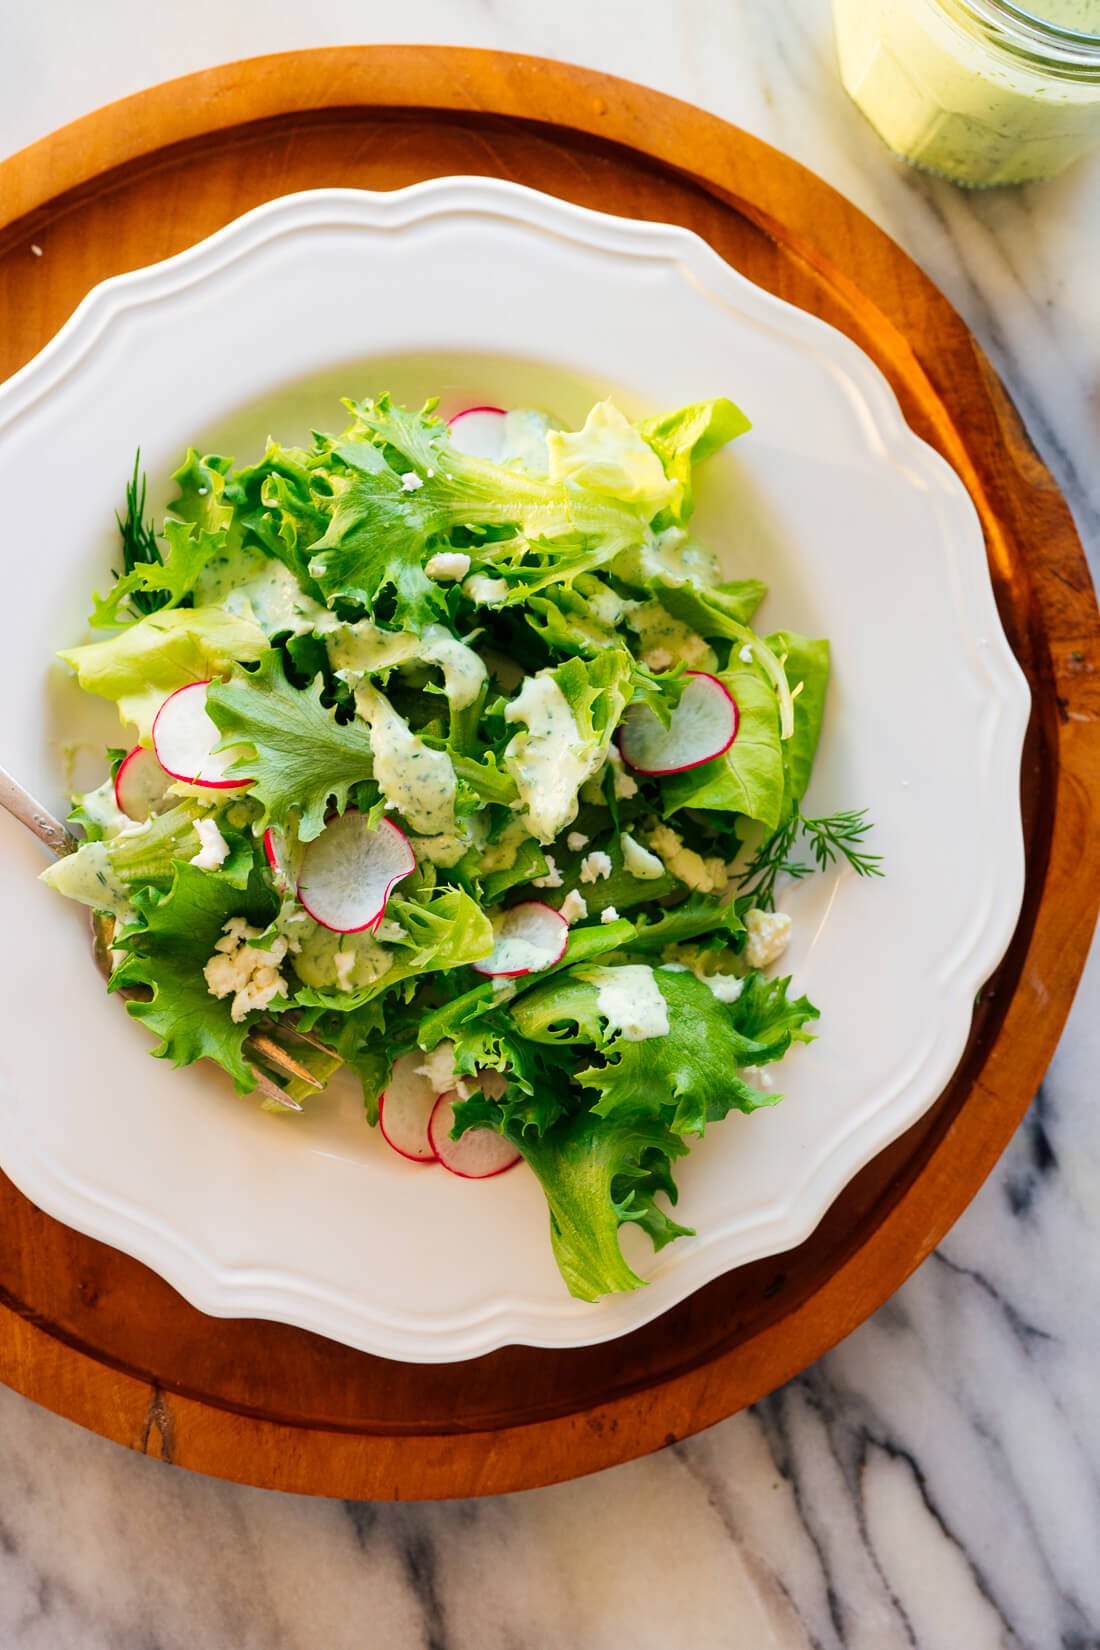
top-left (835, 0), bottom-right (1100, 184)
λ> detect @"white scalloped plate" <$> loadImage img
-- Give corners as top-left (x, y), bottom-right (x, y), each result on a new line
top-left (0, 181), bottom-right (1028, 1362)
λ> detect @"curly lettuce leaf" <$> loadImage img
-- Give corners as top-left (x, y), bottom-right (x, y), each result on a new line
top-left (576, 968), bottom-right (777, 1134)
top-left (627, 891), bottom-right (744, 953)
top-left (206, 652), bottom-right (375, 841)
top-left (224, 443), bottom-right (329, 591)
top-left (546, 401), bottom-right (677, 515)
top-left (453, 1101), bottom-right (691, 1300)
top-left (637, 397), bottom-right (751, 524)
top-left (109, 863), bottom-right (279, 1093)
top-left (305, 396), bottom-right (646, 624)
top-left (657, 578), bottom-right (768, 634)
top-left (59, 606), bottom-right (268, 740)
top-left (293, 885), bottom-right (493, 1012)
top-left (169, 451), bottom-right (239, 539)
top-left (512, 961), bottom-right (816, 1140)
top-left (523, 585), bottom-right (623, 658)
top-left (727, 969), bottom-right (820, 1063)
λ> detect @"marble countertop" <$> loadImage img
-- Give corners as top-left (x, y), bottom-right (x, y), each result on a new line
top-left (3, 3), bottom-right (1098, 1646)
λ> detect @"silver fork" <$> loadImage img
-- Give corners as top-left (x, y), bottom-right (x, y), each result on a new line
top-left (0, 763), bottom-right (322, 1111)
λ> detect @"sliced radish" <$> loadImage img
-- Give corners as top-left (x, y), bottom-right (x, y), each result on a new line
top-left (263, 826), bottom-right (286, 876)
top-left (114, 745), bottom-right (170, 821)
top-left (471, 901), bottom-right (568, 978)
top-left (296, 809), bottom-right (415, 933)
top-left (263, 824), bottom-right (303, 893)
top-left (619, 671), bottom-right (739, 776)
top-left (378, 1053), bottom-right (438, 1164)
top-left (429, 1089), bottom-right (521, 1179)
top-left (447, 406), bottom-right (508, 461)
top-left (152, 680), bottom-right (252, 789)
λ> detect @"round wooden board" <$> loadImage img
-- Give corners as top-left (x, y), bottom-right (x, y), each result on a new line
top-left (0, 47), bottom-right (1096, 1501)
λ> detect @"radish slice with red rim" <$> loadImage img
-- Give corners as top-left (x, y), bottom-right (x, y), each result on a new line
top-left (619, 671), bottom-right (739, 776)
top-left (263, 826), bottom-right (286, 876)
top-left (447, 406), bottom-right (508, 462)
top-left (296, 810), bottom-right (415, 934)
top-left (263, 825), bottom-right (302, 892)
top-left (114, 745), bottom-right (170, 821)
top-left (429, 1090), bottom-right (521, 1179)
top-left (378, 1053), bottom-right (438, 1164)
top-left (471, 901), bottom-right (568, 978)
top-left (152, 680), bottom-right (252, 789)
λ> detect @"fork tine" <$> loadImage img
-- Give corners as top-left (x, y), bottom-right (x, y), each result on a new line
top-left (277, 1019), bottom-right (337, 1055)
top-left (246, 1030), bottom-right (323, 1089)
top-left (249, 1065), bottom-right (303, 1112)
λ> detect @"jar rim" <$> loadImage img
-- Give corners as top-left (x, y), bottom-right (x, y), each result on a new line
top-left (954, 0), bottom-right (1100, 65)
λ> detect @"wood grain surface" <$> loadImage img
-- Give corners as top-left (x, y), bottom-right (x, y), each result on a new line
top-left (0, 47), bottom-right (1095, 1501)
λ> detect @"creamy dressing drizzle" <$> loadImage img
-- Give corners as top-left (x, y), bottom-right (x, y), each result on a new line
top-left (292, 918), bottom-right (394, 992)
top-left (625, 600), bottom-right (716, 671)
top-left (503, 673), bottom-right (599, 843)
top-left (611, 527), bottom-right (722, 592)
top-left (41, 841), bottom-right (135, 921)
top-left (479, 817), bottom-right (531, 873)
top-left (327, 620), bottom-right (420, 678)
top-left (328, 622), bottom-right (485, 712)
top-left (589, 965), bottom-right (670, 1042)
top-left (355, 685), bottom-right (456, 836)
top-left (77, 778), bottom-right (134, 838)
top-left (196, 549), bottom-right (335, 638)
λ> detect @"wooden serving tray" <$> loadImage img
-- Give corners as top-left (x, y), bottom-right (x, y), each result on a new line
top-left (0, 47), bottom-right (1095, 1500)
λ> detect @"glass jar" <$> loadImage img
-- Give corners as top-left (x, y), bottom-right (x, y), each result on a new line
top-left (834, 0), bottom-right (1100, 185)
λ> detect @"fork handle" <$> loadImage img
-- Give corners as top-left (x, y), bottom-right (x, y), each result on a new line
top-left (0, 763), bottom-right (77, 857)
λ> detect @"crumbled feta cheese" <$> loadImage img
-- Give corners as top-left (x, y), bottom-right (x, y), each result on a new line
top-left (566, 831), bottom-right (589, 852)
top-left (743, 908), bottom-right (793, 970)
top-left (424, 551), bottom-right (471, 582)
top-left (462, 573), bottom-right (510, 606)
top-left (189, 816), bottom-right (231, 872)
top-left (643, 647), bottom-right (674, 673)
top-left (605, 744), bottom-right (638, 799)
top-left (416, 1041), bottom-right (472, 1100)
top-left (579, 850), bottom-right (613, 884)
top-left (621, 832), bottom-right (665, 881)
top-left (739, 644), bottom-right (754, 664)
top-left (560, 889), bottom-right (588, 924)
top-left (646, 825), bottom-right (727, 894)
top-left (533, 854), bottom-right (563, 889)
top-left (203, 917), bottom-right (289, 1023)
top-left (600, 905), bottom-right (620, 924)
top-left (400, 471), bottom-right (424, 492)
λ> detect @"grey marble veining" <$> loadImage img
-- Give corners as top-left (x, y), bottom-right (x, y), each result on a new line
top-left (2, 2), bottom-right (1098, 1646)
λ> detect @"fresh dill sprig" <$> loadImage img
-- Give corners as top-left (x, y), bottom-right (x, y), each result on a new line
top-left (738, 807), bottom-right (883, 910)
top-left (800, 808), bottom-right (883, 877)
top-left (115, 450), bottom-right (167, 615)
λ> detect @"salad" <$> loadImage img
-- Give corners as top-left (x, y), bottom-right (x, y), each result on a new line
top-left (44, 393), bottom-right (879, 1302)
